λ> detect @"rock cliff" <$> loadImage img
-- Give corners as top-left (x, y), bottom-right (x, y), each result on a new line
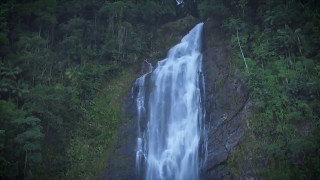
top-left (102, 17), bottom-right (252, 180)
top-left (202, 19), bottom-right (251, 179)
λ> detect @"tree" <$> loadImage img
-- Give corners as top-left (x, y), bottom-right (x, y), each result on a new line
top-left (0, 100), bottom-right (24, 179)
top-left (14, 117), bottom-right (44, 179)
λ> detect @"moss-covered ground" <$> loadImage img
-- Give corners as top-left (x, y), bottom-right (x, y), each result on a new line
top-left (64, 67), bottom-right (137, 179)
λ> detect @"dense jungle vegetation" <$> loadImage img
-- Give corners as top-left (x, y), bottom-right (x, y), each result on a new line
top-left (211, 0), bottom-right (320, 179)
top-left (0, 0), bottom-right (319, 179)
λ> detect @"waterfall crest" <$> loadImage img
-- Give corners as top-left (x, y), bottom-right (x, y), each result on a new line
top-left (133, 23), bottom-right (206, 180)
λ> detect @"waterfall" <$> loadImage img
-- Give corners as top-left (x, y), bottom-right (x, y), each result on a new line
top-left (133, 23), bottom-right (206, 180)
top-left (135, 60), bottom-right (153, 172)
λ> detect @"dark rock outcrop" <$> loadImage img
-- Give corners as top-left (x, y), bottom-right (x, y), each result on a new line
top-left (100, 91), bottom-right (137, 180)
top-left (102, 18), bottom-right (252, 180)
top-left (101, 17), bottom-right (199, 180)
top-left (201, 21), bottom-right (252, 179)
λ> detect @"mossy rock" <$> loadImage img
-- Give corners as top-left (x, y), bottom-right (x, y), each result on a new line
top-left (149, 15), bottom-right (199, 62)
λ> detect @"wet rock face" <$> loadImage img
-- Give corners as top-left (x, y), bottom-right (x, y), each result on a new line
top-left (202, 37), bottom-right (251, 178)
top-left (101, 17), bottom-right (199, 180)
top-left (101, 61), bottom-right (153, 180)
top-left (102, 19), bottom-right (251, 180)
top-left (101, 93), bottom-right (138, 180)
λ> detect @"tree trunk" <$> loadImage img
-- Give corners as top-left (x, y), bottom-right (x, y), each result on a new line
top-left (24, 150), bottom-right (28, 178)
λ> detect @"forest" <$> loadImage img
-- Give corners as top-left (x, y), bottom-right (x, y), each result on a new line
top-left (0, 0), bottom-right (319, 179)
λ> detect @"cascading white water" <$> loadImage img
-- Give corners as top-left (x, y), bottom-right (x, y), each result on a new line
top-left (134, 23), bottom-right (206, 180)
top-left (135, 60), bottom-right (153, 173)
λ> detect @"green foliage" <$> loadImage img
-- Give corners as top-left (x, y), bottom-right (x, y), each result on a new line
top-left (0, 100), bottom-right (44, 179)
top-left (65, 67), bottom-right (137, 179)
top-left (0, 32), bottom-right (9, 57)
top-left (0, 0), bottom-right (317, 179)
top-left (14, 117), bottom-right (44, 168)
top-left (0, 63), bottom-right (29, 100)
top-left (0, 0), bottom-right (197, 179)
top-left (199, 0), bottom-right (230, 20)
top-left (210, 0), bottom-right (320, 179)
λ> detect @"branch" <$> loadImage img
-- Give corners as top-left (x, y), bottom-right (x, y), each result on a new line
top-left (237, 29), bottom-right (249, 72)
